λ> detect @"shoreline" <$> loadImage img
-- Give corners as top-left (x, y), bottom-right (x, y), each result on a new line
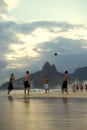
top-left (30, 91), bottom-right (87, 98)
top-left (8, 90), bottom-right (87, 99)
top-left (0, 89), bottom-right (87, 99)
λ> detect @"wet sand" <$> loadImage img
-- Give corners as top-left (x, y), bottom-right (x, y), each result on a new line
top-left (0, 91), bottom-right (87, 130)
top-left (30, 91), bottom-right (87, 98)
top-left (3, 89), bottom-right (87, 98)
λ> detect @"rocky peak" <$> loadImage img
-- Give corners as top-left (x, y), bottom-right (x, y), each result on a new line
top-left (73, 66), bottom-right (87, 80)
top-left (51, 64), bottom-right (58, 73)
top-left (42, 61), bottom-right (51, 71)
top-left (41, 61), bottom-right (58, 77)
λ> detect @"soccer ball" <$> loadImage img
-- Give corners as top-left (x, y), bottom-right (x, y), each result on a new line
top-left (54, 53), bottom-right (57, 56)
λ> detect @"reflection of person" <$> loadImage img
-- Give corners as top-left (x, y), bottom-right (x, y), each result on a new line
top-left (62, 97), bottom-right (69, 114)
top-left (8, 96), bottom-right (13, 101)
top-left (43, 76), bottom-right (49, 93)
top-left (62, 97), bottom-right (68, 104)
top-left (23, 71), bottom-right (30, 96)
top-left (61, 71), bottom-right (68, 95)
top-left (8, 73), bottom-right (15, 94)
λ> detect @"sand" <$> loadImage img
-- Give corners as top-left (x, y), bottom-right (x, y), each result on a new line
top-left (1, 89), bottom-right (87, 98)
top-left (4, 89), bottom-right (87, 98)
top-left (0, 90), bottom-right (87, 130)
top-left (31, 91), bottom-right (87, 98)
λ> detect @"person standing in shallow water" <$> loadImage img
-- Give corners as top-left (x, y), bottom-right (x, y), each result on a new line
top-left (43, 76), bottom-right (49, 93)
top-left (23, 71), bottom-right (30, 96)
top-left (61, 71), bottom-right (68, 95)
top-left (8, 73), bottom-right (15, 94)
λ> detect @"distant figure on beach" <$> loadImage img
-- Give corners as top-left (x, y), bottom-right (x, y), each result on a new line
top-left (8, 73), bottom-right (15, 94)
top-left (85, 84), bottom-right (87, 91)
top-left (61, 71), bottom-right (68, 94)
top-left (76, 84), bottom-right (79, 92)
top-left (43, 76), bottom-right (49, 93)
top-left (80, 84), bottom-right (83, 92)
top-left (72, 84), bottom-right (76, 92)
top-left (23, 71), bottom-right (30, 96)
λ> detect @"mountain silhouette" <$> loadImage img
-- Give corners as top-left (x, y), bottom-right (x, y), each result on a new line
top-left (32, 61), bottom-right (63, 88)
top-left (1, 62), bottom-right (87, 89)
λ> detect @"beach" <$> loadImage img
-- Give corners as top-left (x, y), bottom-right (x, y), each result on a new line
top-left (0, 90), bottom-right (87, 130)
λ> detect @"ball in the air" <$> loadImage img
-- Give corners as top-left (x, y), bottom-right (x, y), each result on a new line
top-left (54, 53), bottom-right (57, 56)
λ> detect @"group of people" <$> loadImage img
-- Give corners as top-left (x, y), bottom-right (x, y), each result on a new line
top-left (8, 71), bottom-right (30, 95)
top-left (7, 70), bottom-right (69, 95)
top-left (43, 71), bottom-right (68, 94)
top-left (72, 83), bottom-right (87, 92)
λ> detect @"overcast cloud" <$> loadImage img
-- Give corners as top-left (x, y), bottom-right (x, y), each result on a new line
top-left (0, 0), bottom-right (87, 85)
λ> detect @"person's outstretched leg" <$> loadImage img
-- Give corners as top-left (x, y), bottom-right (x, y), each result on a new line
top-left (24, 88), bottom-right (26, 96)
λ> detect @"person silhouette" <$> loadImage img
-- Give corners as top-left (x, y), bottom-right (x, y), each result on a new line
top-left (8, 73), bottom-right (15, 94)
top-left (23, 71), bottom-right (30, 96)
top-left (61, 71), bottom-right (68, 95)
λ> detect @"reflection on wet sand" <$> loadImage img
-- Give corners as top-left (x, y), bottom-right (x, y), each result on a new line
top-left (62, 97), bottom-right (68, 104)
top-left (24, 96), bottom-right (30, 103)
top-left (62, 97), bottom-right (69, 114)
top-left (0, 96), bottom-right (87, 130)
top-left (8, 96), bottom-right (13, 101)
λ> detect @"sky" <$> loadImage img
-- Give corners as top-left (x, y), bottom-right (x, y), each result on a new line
top-left (0, 0), bottom-right (87, 85)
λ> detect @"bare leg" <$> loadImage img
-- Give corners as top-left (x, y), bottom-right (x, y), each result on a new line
top-left (62, 89), bottom-right (64, 94)
top-left (8, 89), bottom-right (11, 94)
top-left (48, 88), bottom-right (49, 92)
top-left (66, 90), bottom-right (68, 95)
top-left (8, 90), bottom-right (10, 94)
top-left (45, 89), bottom-right (47, 93)
top-left (27, 88), bottom-right (30, 96)
top-left (24, 88), bottom-right (26, 95)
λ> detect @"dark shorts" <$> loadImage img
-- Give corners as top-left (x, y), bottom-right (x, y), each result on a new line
top-left (24, 81), bottom-right (30, 88)
top-left (62, 81), bottom-right (67, 91)
top-left (8, 83), bottom-right (13, 91)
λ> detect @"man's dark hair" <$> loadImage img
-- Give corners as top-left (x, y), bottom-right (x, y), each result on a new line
top-left (11, 73), bottom-right (13, 76)
top-left (26, 71), bottom-right (29, 74)
top-left (65, 71), bottom-right (68, 74)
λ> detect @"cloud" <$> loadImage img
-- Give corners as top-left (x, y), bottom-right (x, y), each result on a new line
top-left (0, 0), bottom-right (19, 14)
top-left (0, 0), bottom-right (20, 22)
top-left (0, 1), bottom-right (87, 84)
top-left (0, 19), bottom-right (87, 84)
top-left (4, 0), bottom-right (19, 11)
top-left (0, 0), bottom-right (7, 13)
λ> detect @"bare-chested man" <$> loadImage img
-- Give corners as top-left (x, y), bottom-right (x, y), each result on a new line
top-left (61, 71), bottom-right (68, 94)
top-left (43, 76), bottom-right (49, 93)
top-left (23, 71), bottom-right (30, 96)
